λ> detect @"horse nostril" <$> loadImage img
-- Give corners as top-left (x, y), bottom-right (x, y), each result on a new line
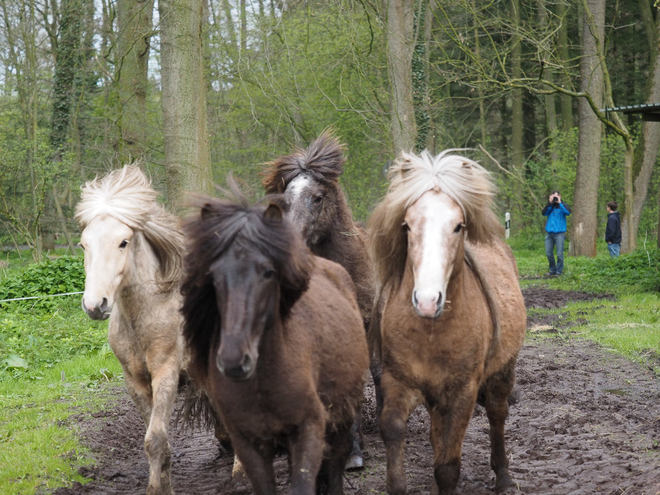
top-left (241, 354), bottom-right (252, 372)
top-left (99, 297), bottom-right (108, 312)
top-left (412, 291), bottom-right (419, 306)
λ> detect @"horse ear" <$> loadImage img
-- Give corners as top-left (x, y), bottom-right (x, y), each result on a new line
top-left (264, 203), bottom-right (282, 221)
top-left (400, 158), bottom-right (413, 176)
top-left (201, 203), bottom-right (215, 219)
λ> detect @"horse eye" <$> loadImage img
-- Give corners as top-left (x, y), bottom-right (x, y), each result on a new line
top-left (314, 195), bottom-right (323, 204)
top-left (119, 240), bottom-right (129, 248)
top-left (78, 243), bottom-right (85, 250)
top-left (264, 269), bottom-right (276, 279)
top-left (454, 223), bottom-right (464, 233)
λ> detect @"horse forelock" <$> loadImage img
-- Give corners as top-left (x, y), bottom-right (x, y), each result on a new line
top-left (181, 196), bottom-right (314, 375)
top-left (76, 165), bottom-right (184, 289)
top-left (369, 149), bottom-right (501, 290)
top-left (261, 129), bottom-right (346, 193)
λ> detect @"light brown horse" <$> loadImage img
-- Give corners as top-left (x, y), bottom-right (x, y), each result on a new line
top-left (180, 192), bottom-right (369, 495)
top-left (76, 166), bottom-right (186, 494)
top-left (368, 150), bottom-right (526, 494)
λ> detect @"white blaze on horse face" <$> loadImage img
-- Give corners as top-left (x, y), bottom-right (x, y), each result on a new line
top-left (286, 174), bottom-right (311, 205)
top-left (405, 191), bottom-right (464, 319)
top-left (284, 174), bottom-right (312, 233)
top-left (80, 215), bottom-right (134, 320)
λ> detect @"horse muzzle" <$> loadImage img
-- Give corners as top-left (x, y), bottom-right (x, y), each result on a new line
top-left (412, 290), bottom-right (444, 319)
top-left (82, 297), bottom-right (111, 321)
top-left (216, 352), bottom-right (255, 381)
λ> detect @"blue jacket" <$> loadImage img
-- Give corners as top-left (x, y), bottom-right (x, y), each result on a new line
top-left (542, 201), bottom-right (571, 233)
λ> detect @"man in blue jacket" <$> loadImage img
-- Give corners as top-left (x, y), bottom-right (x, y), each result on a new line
top-left (542, 190), bottom-right (571, 276)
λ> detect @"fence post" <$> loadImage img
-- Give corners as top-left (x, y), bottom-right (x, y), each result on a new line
top-left (505, 212), bottom-right (510, 240)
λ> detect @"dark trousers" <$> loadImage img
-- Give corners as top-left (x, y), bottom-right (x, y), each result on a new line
top-left (545, 232), bottom-right (565, 274)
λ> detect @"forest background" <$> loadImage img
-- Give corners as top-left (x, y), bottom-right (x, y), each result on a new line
top-left (1, 0), bottom-right (660, 260)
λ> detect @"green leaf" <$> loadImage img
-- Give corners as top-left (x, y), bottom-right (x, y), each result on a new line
top-left (4, 354), bottom-right (28, 369)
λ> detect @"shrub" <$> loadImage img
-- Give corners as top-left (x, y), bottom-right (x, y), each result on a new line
top-left (0, 256), bottom-right (84, 312)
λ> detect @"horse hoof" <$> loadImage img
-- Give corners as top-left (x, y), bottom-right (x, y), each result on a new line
top-left (507, 387), bottom-right (521, 406)
top-left (495, 473), bottom-right (516, 493)
top-left (345, 454), bottom-right (364, 470)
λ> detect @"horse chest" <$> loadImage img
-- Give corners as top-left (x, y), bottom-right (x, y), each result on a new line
top-left (382, 300), bottom-right (487, 383)
top-left (214, 373), bottom-right (314, 437)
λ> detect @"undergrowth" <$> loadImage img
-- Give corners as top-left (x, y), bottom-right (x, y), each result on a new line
top-left (0, 255), bottom-right (84, 312)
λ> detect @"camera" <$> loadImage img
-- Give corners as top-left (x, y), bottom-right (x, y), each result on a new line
top-left (552, 197), bottom-right (559, 203)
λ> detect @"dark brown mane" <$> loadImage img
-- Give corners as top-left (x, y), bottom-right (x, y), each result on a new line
top-left (261, 129), bottom-right (346, 193)
top-left (180, 193), bottom-right (314, 376)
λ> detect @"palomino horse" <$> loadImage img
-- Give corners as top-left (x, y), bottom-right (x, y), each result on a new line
top-left (261, 130), bottom-right (379, 468)
top-left (368, 151), bottom-right (526, 494)
top-left (76, 166), bottom-right (185, 494)
top-left (180, 191), bottom-right (369, 495)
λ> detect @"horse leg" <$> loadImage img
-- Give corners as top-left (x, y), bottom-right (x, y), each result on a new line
top-left (345, 412), bottom-right (363, 470)
top-left (230, 433), bottom-right (276, 495)
top-left (380, 373), bottom-right (418, 495)
top-left (288, 413), bottom-right (326, 495)
top-left (428, 387), bottom-right (478, 495)
top-left (317, 421), bottom-right (352, 495)
top-left (124, 370), bottom-right (153, 426)
top-left (144, 355), bottom-right (180, 495)
top-left (483, 359), bottom-right (517, 493)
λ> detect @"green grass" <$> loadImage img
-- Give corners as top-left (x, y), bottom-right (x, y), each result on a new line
top-left (509, 234), bottom-right (660, 295)
top-left (511, 234), bottom-right (660, 370)
top-left (0, 256), bottom-right (121, 494)
top-left (0, 354), bottom-right (122, 494)
top-left (0, 298), bottom-right (108, 381)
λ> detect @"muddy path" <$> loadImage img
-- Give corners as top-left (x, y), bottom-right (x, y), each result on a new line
top-left (53, 289), bottom-right (660, 494)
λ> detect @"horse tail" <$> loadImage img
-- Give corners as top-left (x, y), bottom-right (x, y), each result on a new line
top-left (464, 245), bottom-right (501, 365)
top-left (176, 373), bottom-right (214, 430)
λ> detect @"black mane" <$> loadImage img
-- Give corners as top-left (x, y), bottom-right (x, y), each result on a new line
top-left (180, 193), bottom-right (314, 377)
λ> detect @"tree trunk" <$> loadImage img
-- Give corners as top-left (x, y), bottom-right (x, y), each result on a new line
top-left (116, 0), bottom-right (154, 161)
top-left (412, 0), bottom-right (431, 152)
top-left (159, 0), bottom-right (213, 207)
top-left (622, 4), bottom-right (660, 250)
top-left (570, 0), bottom-right (604, 257)
top-left (48, 0), bottom-right (83, 255)
top-left (510, 0), bottom-right (523, 170)
top-left (557, 0), bottom-right (573, 130)
top-left (387, 0), bottom-right (417, 154)
top-left (538, 0), bottom-right (558, 162)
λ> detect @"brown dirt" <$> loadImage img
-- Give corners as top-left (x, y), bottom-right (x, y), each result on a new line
top-left (52, 289), bottom-right (660, 495)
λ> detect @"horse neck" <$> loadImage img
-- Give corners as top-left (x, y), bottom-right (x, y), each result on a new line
top-left (314, 198), bottom-right (361, 264)
top-left (119, 233), bottom-right (166, 308)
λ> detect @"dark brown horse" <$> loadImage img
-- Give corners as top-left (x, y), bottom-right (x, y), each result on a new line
top-left (368, 150), bottom-right (526, 494)
top-left (261, 130), bottom-right (379, 468)
top-left (180, 192), bottom-right (369, 495)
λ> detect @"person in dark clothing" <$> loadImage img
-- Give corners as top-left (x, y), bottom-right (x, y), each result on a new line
top-left (542, 190), bottom-right (571, 276)
top-left (606, 201), bottom-right (622, 258)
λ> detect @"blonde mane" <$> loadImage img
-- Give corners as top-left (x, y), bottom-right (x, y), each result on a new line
top-left (75, 165), bottom-right (184, 289)
top-left (368, 150), bottom-right (502, 291)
